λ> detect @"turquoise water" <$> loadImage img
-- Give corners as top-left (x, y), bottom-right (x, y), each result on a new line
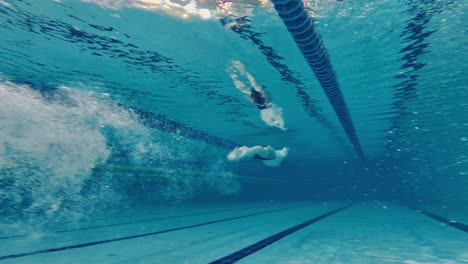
top-left (0, 0), bottom-right (467, 263)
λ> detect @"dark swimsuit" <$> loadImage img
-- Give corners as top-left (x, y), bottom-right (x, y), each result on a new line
top-left (252, 146), bottom-right (275, 160)
top-left (253, 154), bottom-right (275, 160)
top-left (250, 89), bottom-right (268, 110)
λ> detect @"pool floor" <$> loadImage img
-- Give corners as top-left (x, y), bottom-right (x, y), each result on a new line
top-left (1, 202), bottom-right (467, 263)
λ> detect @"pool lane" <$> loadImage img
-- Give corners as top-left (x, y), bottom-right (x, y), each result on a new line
top-left (0, 203), bottom-right (344, 264)
top-left (0, 203), bottom-right (276, 240)
top-left (412, 208), bottom-right (468, 234)
top-left (209, 205), bottom-right (350, 263)
top-left (235, 203), bottom-right (468, 263)
top-left (0, 203), bottom-right (303, 261)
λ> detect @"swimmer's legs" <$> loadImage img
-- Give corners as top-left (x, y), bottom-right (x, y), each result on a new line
top-left (260, 105), bottom-right (286, 130)
top-left (227, 146), bottom-right (248, 161)
top-left (263, 147), bottom-right (289, 167)
top-left (227, 145), bottom-right (273, 161)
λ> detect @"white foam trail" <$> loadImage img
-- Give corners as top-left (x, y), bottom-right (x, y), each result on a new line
top-left (0, 81), bottom-right (242, 222)
top-left (208, 171), bottom-right (241, 195)
top-left (0, 82), bottom-right (145, 218)
top-left (228, 60), bottom-right (286, 130)
top-left (227, 145), bottom-right (288, 167)
top-left (260, 104), bottom-right (285, 130)
top-left (206, 160), bottom-right (241, 195)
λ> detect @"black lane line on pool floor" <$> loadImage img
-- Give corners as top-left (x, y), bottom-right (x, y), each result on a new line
top-left (208, 205), bottom-right (352, 264)
top-left (0, 204), bottom-right (275, 240)
top-left (413, 208), bottom-right (468, 234)
top-left (0, 207), bottom-right (298, 261)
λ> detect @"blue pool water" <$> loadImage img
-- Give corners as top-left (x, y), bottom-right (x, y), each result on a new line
top-left (0, 0), bottom-right (467, 263)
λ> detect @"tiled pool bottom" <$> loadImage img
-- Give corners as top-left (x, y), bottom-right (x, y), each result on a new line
top-left (1, 202), bottom-right (467, 263)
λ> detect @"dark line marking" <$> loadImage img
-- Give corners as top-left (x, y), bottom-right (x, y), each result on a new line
top-left (413, 208), bottom-right (468, 234)
top-left (0, 234), bottom-right (25, 240)
top-left (385, 0), bottom-right (455, 152)
top-left (208, 205), bottom-right (351, 263)
top-left (0, 207), bottom-right (292, 261)
top-left (134, 108), bottom-right (237, 149)
top-left (0, 205), bottom-right (272, 240)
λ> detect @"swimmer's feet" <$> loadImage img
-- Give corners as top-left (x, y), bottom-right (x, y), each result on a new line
top-left (263, 147), bottom-right (289, 167)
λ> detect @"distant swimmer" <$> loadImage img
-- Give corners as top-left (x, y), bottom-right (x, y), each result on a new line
top-left (229, 60), bottom-right (286, 130)
top-left (227, 145), bottom-right (289, 167)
